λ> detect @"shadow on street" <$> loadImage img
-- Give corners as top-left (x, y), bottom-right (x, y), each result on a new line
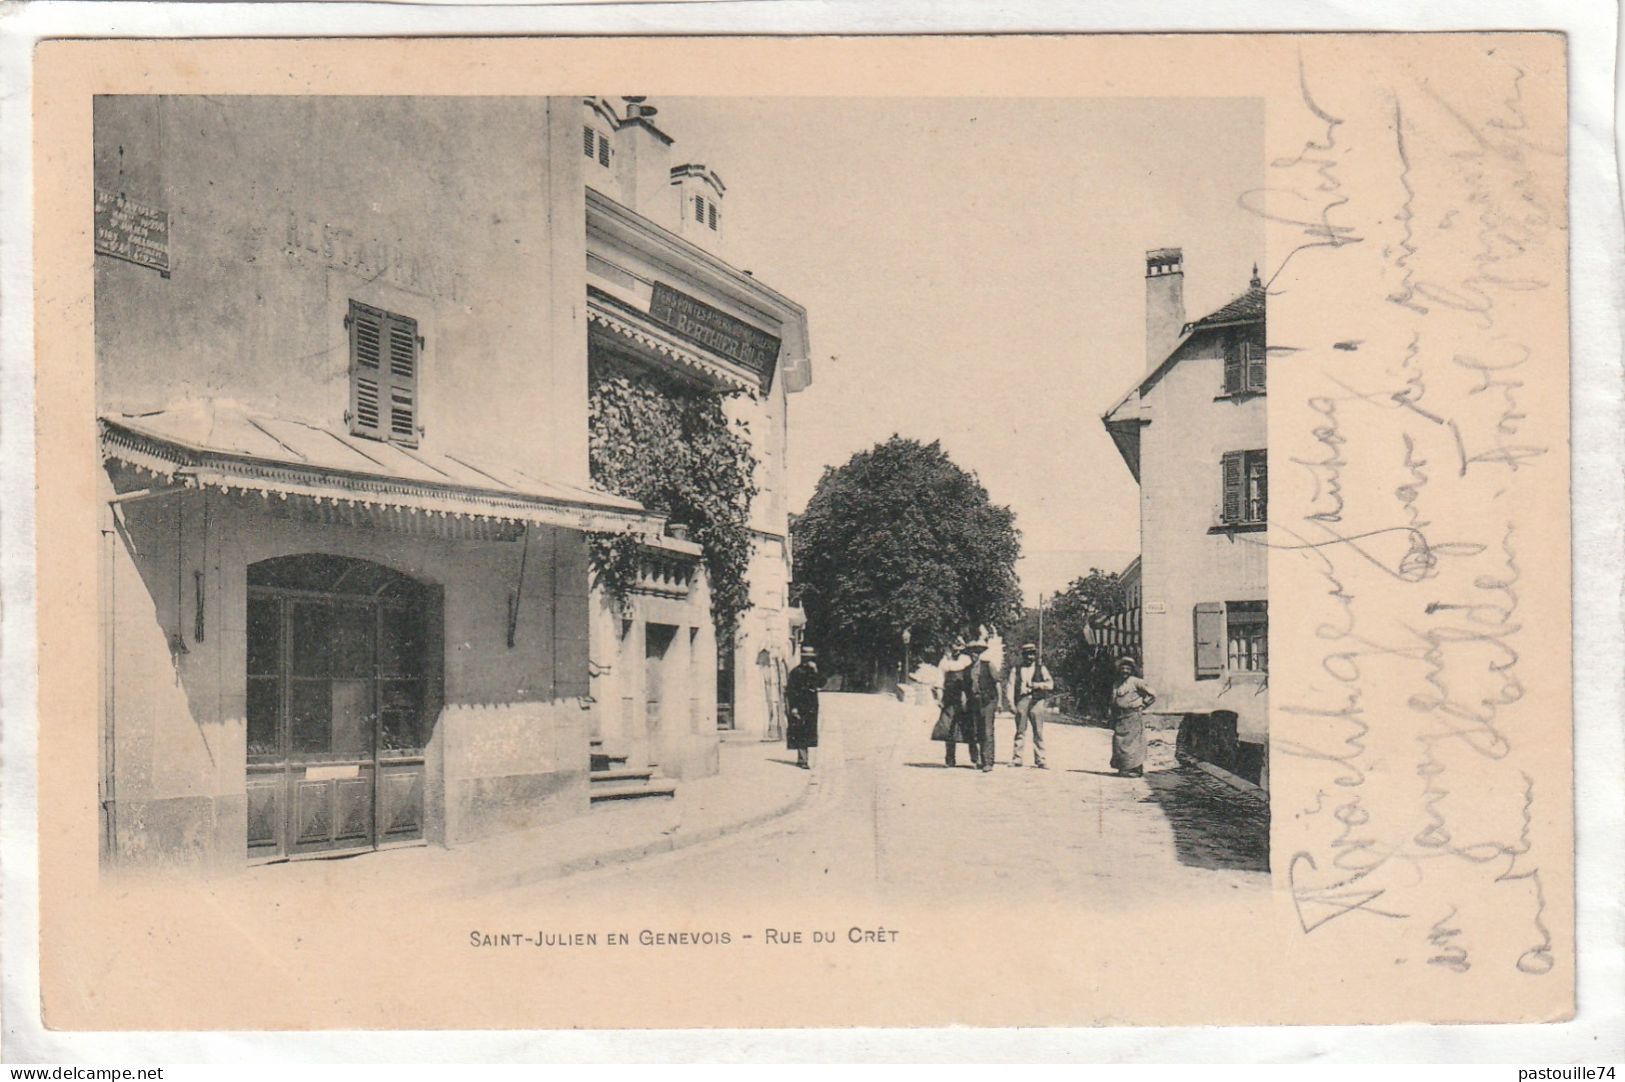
top-left (1141, 768), bottom-right (1270, 874)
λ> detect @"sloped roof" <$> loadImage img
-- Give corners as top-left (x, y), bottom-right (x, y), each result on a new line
top-left (1100, 269), bottom-right (1267, 483)
top-left (1183, 278), bottom-right (1265, 332)
top-left (100, 400), bottom-right (665, 535)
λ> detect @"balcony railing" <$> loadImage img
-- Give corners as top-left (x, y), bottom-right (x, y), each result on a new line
top-left (633, 548), bottom-right (697, 599)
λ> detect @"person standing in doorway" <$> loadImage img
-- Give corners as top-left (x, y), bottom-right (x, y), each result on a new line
top-left (785, 645), bottom-right (824, 769)
top-left (1110, 657), bottom-right (1156, 778)
top-left (960, 639), bottom-right (1001, 772)
top-left (1005, 642), bottom-right (1054, 769)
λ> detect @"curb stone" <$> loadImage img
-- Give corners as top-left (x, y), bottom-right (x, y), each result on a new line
top-left (1192, 759), bottom-right (1266, 798)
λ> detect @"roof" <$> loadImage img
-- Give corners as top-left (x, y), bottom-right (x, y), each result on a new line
top-left (1183, 279), bottom-right (1265, 333)
top-left (1100, 270), bottom-right (1267, 483)
top-left (100, 401), bottom-right (667, 536)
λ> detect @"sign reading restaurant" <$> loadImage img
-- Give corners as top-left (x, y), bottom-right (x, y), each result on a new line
top-left (648, 281), bottom-right (781, 383)
top-left (94, 189), bottom-right (171, 275)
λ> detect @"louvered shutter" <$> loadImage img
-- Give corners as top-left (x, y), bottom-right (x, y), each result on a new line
top-left (349, 302), bottom-right (385, 437)
top-left (1193, 602), bottom-right (1224, 678)
top-left (1223, 333), bottom-right (1242, 394)
top-left (384, 313), bottom-right (420, 445)
top-left (349, 300), bottom-right (420, 445)
top-left (1249, 451), bottom-right (1267, 523)
top-left (597, 134), bottom-right (610, 167)
top-left (583, 126), bottom-right (595, 157)
top-left (1221, 451), bottom-right (1243, 524)
top-left (1244, 331), bottom-right (1266, 392)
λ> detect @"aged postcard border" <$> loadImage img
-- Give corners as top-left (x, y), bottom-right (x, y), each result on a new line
top-left (4, 2), bottom-right (1622, 1062)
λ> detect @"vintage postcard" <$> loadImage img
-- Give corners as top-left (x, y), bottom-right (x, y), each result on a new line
top-left (27, 32), bottom-right (1576, 1033)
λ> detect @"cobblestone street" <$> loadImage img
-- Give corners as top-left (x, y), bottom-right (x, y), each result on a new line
top-left (510, 692), bottom-right (1270, 910)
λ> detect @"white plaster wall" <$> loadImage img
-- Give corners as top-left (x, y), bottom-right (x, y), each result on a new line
top-left (94, 95), bottom-right (586, 485)
top-left (1137, 333), bottom-right (1269, 740)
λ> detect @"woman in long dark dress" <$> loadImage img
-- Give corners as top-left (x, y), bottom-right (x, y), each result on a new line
top-left (785, 645), bottom-right (824, 769)
top-left (1110, 657), bottom-right (1156, 777)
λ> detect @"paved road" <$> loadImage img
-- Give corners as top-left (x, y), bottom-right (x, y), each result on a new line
top-left (513, 692), bottom-right (1270, 911)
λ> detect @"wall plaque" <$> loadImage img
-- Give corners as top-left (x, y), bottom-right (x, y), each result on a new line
top-left (648, 281), bottom-right (782, 383)
top-left (94, 189), bottom-right (170, 274)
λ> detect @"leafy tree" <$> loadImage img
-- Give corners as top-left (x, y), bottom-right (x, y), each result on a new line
top-left (791, 436), bottom-right (1022, 685)
top-left (587, 368), bottom-right (758, 636)
top-left (1006, 569), bottom-right (1127, 717)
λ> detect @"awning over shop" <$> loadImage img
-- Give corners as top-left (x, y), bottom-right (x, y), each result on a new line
top-left (100, 403), bottom-right (665, 536)
top-left (586, 292), bottom-right (762, 395)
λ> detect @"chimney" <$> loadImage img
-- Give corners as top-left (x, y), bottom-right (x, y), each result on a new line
top-left (1145, 247), bottom-right (1185, 371)
top-left (670, 163), bottom-right (726, 256)
top-left (613, 96), bottom-right (675, 225)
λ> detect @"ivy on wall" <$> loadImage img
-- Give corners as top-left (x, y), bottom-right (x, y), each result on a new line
top-left (587, 367), bottom-right (759, 636)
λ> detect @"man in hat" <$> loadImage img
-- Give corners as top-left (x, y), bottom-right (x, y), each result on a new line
top-left (785, 645), bottom-right (825, 769)
top-left (959, 638), bottom-right (1001, 772)
top-left (1004, 642), bottom-right (1054, 768)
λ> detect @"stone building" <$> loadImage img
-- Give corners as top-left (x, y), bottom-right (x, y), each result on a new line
top-left (1102, 249), bottom-right (1268, 787)
top-left (94, 95), bottom-right (810, 873)
top-left (581, 96), bottom-right (811, 746)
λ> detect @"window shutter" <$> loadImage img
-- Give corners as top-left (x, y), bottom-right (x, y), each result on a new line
top-left (597, 134), bottom-right (610, 167)
top-left (1221, 451), bottom-right (1243, 524)
top-left (708, 203), bottom-right (717, 230)
top-left (1249, 451), bottom-right (1267, 523)
top-left (349, 302), bottom-right (384, 437)
top-left (384, 314), bottom-right (419, 444)
top-left (694, 195), bottom-right (705, 222)
top-left (583, 126), bottom-right (595, 158)
top-left (1244, 332), bottom-right (1266, 392)
top-left (1194, 602), bottom-right (1224, 678)
top-left (349, 300), bottom-right (419, 445)
top-left (1223, 333), bottom-right (1242, 394)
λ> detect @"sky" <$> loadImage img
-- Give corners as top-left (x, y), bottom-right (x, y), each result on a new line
top-left (653, 97), bottom-right (1265, 604)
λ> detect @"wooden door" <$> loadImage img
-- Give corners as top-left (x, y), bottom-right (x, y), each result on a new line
top-left (245, 555), bottom-right (431, 862)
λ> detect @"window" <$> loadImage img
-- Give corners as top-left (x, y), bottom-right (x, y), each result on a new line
top-left (1194, 600), bottom-right (1269, 678)
top-left (1220, 449), bottom-right (1267, 526)
top-left (694, 195), bottom-right (706, 223)
top-left (707, 203), bottom-right (718, 230)
top-left (583, 128), bottom-right (610, 166)
top-left (1225, 601), bottom-right (1268, 673)
top-left (348, 300), bottom-right (419, 445)
top-left (1223, 328), bottom-right (1266, 394)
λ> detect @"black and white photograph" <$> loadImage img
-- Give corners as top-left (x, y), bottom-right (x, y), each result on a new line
top-left (12, 26), bottom-right (1605, 1051)
top-left (92, 92), bottom-right (1269, 897)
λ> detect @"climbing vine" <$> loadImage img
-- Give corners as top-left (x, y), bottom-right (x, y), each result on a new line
top-left (587, 367), bottom-right (759, 636)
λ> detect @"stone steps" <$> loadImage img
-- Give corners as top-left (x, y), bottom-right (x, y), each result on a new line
top-left (588, 740), bottom-right (675, 805)
top-left (589, 778), bottom-right (678, 804)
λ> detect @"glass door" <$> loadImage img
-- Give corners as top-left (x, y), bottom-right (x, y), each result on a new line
top-left (245, 555), bottom-right (429, 862)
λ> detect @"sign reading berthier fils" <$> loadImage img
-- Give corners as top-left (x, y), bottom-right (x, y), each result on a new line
top-left (648, 281), bottom-right (782, 382)
top-left (94, 189), bottom-right (170, 274)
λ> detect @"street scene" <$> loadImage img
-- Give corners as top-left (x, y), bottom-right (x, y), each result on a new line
top-left (91, 94), bottom-right (1268, 896)
top-left (496, 695), bottom-right (1268, 910)
top-left (40, 30), bottom-right (1585, 1046)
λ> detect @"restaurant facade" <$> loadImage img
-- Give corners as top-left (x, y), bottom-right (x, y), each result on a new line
top-left (94, 95), bottom-right (810, 873)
